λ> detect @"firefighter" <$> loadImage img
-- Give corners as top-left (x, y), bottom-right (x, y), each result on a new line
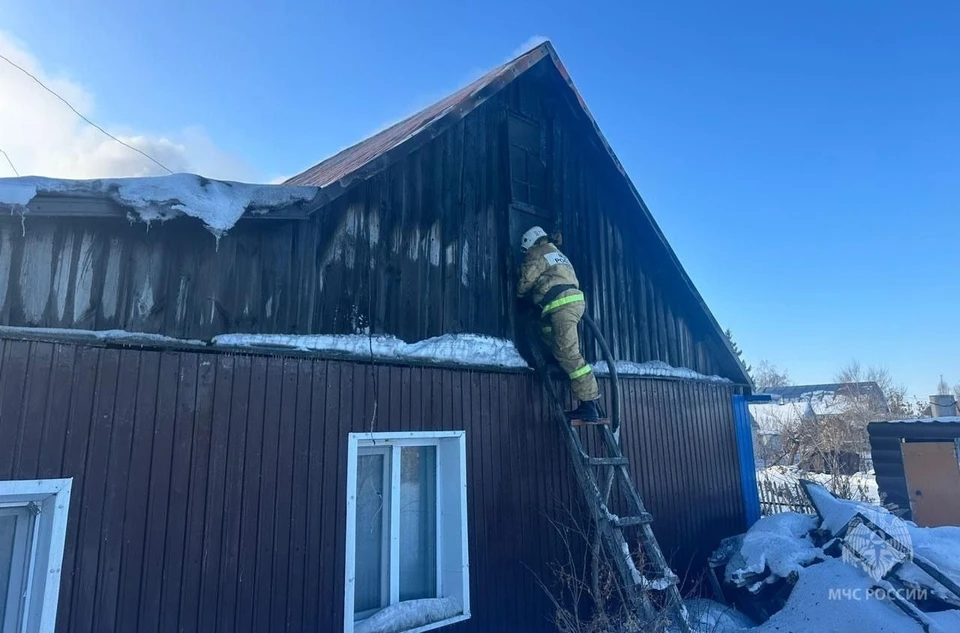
top-left (517, 226), bottom-right (602, 423)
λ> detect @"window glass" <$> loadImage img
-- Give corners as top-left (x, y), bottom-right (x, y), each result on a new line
top-left (0, 506), bottom-right (33, 632)
top-left (399, 446), bottom-right (437, 601)
top-left (508, 113), bottom-right (546, 209)
top-left (355, 453), bottom-right (388, 614)
top-left (0, 513), bottom-right (17, 626)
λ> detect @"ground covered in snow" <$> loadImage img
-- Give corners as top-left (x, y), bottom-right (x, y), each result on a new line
top-left (0, 174), bottom-right (320, 237)
top-left (710, 483), bottom-right (960, 633)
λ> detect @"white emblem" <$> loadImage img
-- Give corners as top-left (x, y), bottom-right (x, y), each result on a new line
top-left (544, 252), bottom-right (570, 267)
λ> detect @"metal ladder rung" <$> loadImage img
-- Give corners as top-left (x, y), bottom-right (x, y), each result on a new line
top-left (585, 456), bottom-right (629, 466)
top-left (610, 513), bottom-right (653, 527)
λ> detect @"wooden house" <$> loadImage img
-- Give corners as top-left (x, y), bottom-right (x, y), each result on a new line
top-left (0, 42), bottom-right (753, 633)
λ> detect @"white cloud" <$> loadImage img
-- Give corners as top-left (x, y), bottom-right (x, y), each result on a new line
top-left (0, 31), bottom-right (254, 181)
top-left (510, 35), bottom-right (549, 59)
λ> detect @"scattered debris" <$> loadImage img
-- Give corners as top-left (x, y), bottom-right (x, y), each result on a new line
top-left (725, 512), bottom-right (822, 588)
top-left (710, 481), bottom-right (960, 632)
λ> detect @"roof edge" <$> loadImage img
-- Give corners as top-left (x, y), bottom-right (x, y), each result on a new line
top-left (284, 40), bottom-right (751, 384)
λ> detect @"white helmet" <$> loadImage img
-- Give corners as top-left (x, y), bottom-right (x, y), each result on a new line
top-left (520, 226), bottom-right (547, 252)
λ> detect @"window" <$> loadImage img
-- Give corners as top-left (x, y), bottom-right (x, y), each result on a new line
top-left (508, 113), bottom-right (547, 209)
top-left (0, 479), bottom-right (72, 633)
top-left (345, 432), bottom-right (469, 633)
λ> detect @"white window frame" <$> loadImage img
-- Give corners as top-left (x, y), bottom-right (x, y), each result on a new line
top-left (345, 431), bottom-right (470, 633)
top-left (0, 478), bottom-right (72, 633)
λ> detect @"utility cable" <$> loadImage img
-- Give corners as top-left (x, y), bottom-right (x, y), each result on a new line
top-left (0, 52), bottom-right (173, 175)
top-left (0, 148), bottom-right (19, 176)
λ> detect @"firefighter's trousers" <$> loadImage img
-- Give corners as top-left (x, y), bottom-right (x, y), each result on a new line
top-left (539, 298), bottom-right (600, 402)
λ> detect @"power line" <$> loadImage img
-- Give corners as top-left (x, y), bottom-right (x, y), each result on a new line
top-left (0, 52), bottom-right (173, 175)
top-left (0, 148), bottom-right (19, 176)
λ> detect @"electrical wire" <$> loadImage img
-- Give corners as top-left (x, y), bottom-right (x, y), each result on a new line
top-left (0, 148), bottom-right (19, 176)
top-left (0, 52), bottom-right (173, 175)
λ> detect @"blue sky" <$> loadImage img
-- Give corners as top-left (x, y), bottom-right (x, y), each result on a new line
top-left (2, 1), bottom-right (958, 397)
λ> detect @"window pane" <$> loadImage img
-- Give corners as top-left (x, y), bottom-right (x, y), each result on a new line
top-left (355, 453), bottom-right (388, 614)
top-left (527, 154), bottom-right (545, 190)
top-left (512, 180), bottom-right (529, 205)
top-left (399, 446), bottom-right (437, 601)
top-left (508, 115), bottom-right (540, 152)
top-left (0, 514), bottom-right (16, 627)
top-left (509, 146), bottom-right (527, 182)
top-left (529, 185), bottom-right (546, 209)
top-left (0, 507), bottom-right (32, 631)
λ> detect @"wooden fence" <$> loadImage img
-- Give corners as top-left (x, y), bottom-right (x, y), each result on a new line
top-left (756, 478), bottom-right (815, 516)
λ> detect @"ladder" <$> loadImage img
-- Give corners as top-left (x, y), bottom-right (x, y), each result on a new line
top-left (526, 316), bottom-right (691, 632)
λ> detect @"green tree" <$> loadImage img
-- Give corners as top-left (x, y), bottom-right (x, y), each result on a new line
top-left (724, 328), bottom-right (752, 377)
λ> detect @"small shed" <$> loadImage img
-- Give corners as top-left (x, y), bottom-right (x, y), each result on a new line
top-left (868, 416), bottom-right (960, 527)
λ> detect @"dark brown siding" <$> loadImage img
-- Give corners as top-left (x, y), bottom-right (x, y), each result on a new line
top-left (0, 337), bottom-right (745, 633)
top-left (868, 421), bottom-right (960, 519)
top-left (0, 67), bottom-right (742, 381)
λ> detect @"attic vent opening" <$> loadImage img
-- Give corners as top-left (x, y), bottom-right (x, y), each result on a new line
top-left (507, 113), bottom-right (546, 210)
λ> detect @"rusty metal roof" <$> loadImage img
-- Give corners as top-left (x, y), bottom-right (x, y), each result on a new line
top-left (284, 43), bottom-right (555, 189)
top-left (284, 41), bottom-right (639, 205)
top-left (283, 40), bottom-right (752, 385)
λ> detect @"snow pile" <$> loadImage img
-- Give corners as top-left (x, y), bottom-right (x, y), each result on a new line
top-left (212, 333), bottom-right (528, 369)
top-left (803, 486), bottom-right (960, 607)
top-left (726, 512), bottom-right (822, 587)
top-left (354, 597), bottom-right (462, 633)
top-left (902, 527), bottom-right (960, 605)
top-left (0, 325), bottom-right (204, 346)
top-left (754, 558), bottom-right (933, 633)
top-left (685, 599), bottom-right (755, 631)
top-left (0, 182), bottom-right (36, 207)
top-left (715, 483), bottom-right (960, 632)
top-left (591, 360), bottom-right (731, 383)
top-left (801, 481), bottom-right (879, 536)
top-left (0, 174), bottom-right (320, 237)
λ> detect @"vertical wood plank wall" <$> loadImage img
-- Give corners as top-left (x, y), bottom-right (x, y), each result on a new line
top-left (0, 337), bottom-right (745, 633)
top-left (0, 68), bottom-right (741, 380)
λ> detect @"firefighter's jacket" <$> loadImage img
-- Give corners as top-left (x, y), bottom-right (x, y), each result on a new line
top-left (516, 241), bottom-right (582, 309)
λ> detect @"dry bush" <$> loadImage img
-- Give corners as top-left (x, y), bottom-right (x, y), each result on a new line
top-left (532, 506), bottom-right (687, 633)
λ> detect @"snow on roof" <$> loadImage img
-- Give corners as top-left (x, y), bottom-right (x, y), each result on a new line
top-left (0, 174), bottom-right (321, 237)
top-left (212, 332), bottom-right (528, 369)
top-left (0, 326), bottom-right (527, 370)
top-left (878, 416), bottom-right (960, 425)
top-left (591, 360), bottom-right (731, 383)
top-left (756, 382), bottom-right (888, 418)
top-left (0, 325), bottom-right (205, 347)
top-left (749, 400), bottom-right (811, 434)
